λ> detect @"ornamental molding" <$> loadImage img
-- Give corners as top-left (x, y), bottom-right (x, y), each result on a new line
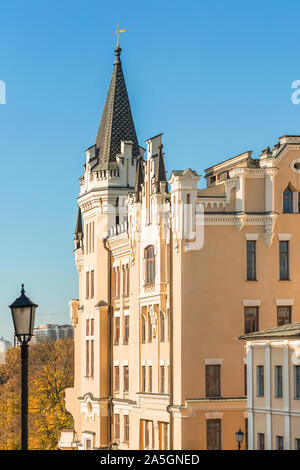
top-left (275, 144), bottom-right (300, 165)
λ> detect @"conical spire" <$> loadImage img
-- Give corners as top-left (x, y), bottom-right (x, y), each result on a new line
top-left (94, 46), bottom-right (139, 169)
top-left (74, 207), bottom-right (83, 249)
top-left (154, 144), bottom-right (168, 193)
top-left (134, 155), bottom-right (144, 201)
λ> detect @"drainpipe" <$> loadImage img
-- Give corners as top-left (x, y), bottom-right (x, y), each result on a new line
top-left (103, 237), bottom-right (112, 447)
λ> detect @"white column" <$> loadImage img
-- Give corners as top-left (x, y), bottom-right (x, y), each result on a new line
top-left (236, 176), bottom-right (245, 212)
top-left (248, 410), bottom-right (254, 450)
top-left (284, 345), bottom-right (290, 450)
top-left (265, 345), bottom-right (272, 449)
top-left (247, 343), bottom-right (254, 449)
top-left (265, 175), bottom-right (274, 212)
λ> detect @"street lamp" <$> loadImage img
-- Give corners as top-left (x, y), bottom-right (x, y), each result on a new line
top-left (9, 284), bottom-right (38, 450)
top-left (110, 441), bottom-right (118, 451)
top-left (235, 428), bottom-right (244, 450)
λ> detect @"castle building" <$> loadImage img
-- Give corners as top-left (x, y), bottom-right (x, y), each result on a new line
top-left (62, 44), bottom-right (300, 450)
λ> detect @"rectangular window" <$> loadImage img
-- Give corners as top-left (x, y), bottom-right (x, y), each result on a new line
top-left (277, 306), bottom-right (291, 326)
top-left (276, 436), bottom-right (284, 450)
top-left (205, 365), bottom-right (221, 398)
top-left (126, 265), bottom-right (130, 297)
top-left (206, 419), bottom-right (221, 450)
top-left (90, 339), bottom-right (94, 378)
top-left (257, 365), bottom-right (264, 397)
top-left (258, 433), bottom-right (265, 450)
top-left (145, 246), bottom-right (155, 285)
top-left (90, 270), bottom-right (94, 298)
top-left (245, 418), bottom-right (248, 450)
top-left (142, 366), bottom-right (146, 392)
top-left (113, 268), bottom-right (116, 298)
top-left (247, 241), bottom-right (256, 280)
top-left (160, 366), bottom-right (165, 394)
top-left (114, 366), bottom-right (120, 392)
top-left (294, 366), bottom-right (300, 398)
top-left (160, 313), bottom-right (165, 342)
top-left (124, 315), bottom-right (129, 345)
top-left (114, 317), bottom-right (120, 345)
top-left (279, 241), bottom-right (289, 280)
top-left (163, 423), bottom-right (168, 450)
top-left (124, 366), bottom-right (129, 393)
top-left (275, 365), bottom-right (283, 398)
top-left (244, 307), bottom-right (259, 334)
top-left (141, 315), bottom-right (146, 343)
top-left (117, 267), bottom-right (120, 298)
top-left (148, 366), bottom-right (152, 393)
top-left (90, 318), bottom-right (94, 336)
top-left (145, 421), bottom-right (150, 449)
top-left (114, 414), bottom-right (120, 442)
top-left (148, 318), bottom-right (152, 343)
top-left (122, 265), bottom-right (126, 296)
top-left (86, 318), bottom-right (89, 336)
top-left (124, 415), bottom-right (129, 443)
top-left (244, 364), bottom-right (247, 396)
top-left (123, 265), bottom-right (130, 297)
top-left (295, 438), bottom-right (300, 450)
top-left (85, 439), bottom-right (91, 450)
top-left (86, 271), bottom-right (89, 299)
top-left (85, 339), bottom-right (89, 377)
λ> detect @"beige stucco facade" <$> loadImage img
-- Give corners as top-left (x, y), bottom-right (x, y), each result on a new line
top-left (59, 46), bottom-right (300, 451)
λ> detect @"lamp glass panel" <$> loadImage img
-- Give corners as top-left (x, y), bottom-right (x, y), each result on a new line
top-left (12, 306), bottom-right (32, 337)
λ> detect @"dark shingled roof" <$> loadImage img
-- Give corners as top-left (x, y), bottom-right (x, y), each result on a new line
top-left (94, 46), bottom-right (139, 168)
top-left (74, 206), bottom-right (83, 249)
top-left (155, 144), bottom-right (167, 184)
top-left (134, 155), bottom-right (144, 200)
top-left (239, 322), bottom-right (300, 340)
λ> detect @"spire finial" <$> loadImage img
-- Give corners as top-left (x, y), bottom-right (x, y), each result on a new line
top-left (21, 283), bottom-right (25, 295)
top-left (115, 22), bottom-right (128, 48)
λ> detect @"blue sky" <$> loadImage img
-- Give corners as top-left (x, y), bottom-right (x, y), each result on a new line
top-left (1, 0), bottom-right (300, 341)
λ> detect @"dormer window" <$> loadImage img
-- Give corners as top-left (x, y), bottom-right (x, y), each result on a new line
top-left (283, 187), bottom-right (293, 213)
top-left (145, 245), bottom-right (155, 285)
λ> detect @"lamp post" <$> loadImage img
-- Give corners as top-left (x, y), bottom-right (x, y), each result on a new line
top-left (9, 284), bottom-right (38, 451)
top-left (110, 441), bottom-right (118, 451)
top-left (235, 428), bottom-right (244, 450)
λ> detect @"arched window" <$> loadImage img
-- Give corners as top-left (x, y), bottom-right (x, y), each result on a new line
top-left (145, 245), bottom-right (155, 285)
top-left (160, 312), bottom-right (165, 342)
top-left (141, 315), bottom-right (146, 343)
top-left (283, 187), bottom-right (293, 213)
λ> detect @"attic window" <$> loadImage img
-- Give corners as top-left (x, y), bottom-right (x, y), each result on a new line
top-left (294, 162), bottom-right (300, 170)
top-left (210, 176), bottom-right (216, 184)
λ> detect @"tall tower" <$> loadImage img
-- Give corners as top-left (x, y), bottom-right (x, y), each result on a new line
top-left (67, 45), bottom-right (143, 450)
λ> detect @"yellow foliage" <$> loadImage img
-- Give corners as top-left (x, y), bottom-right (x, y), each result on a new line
top-left (0, 338), bottom-right (74, 450)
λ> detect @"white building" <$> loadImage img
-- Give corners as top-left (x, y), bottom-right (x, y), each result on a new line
top-left (0, 337), bottom-right (12, 364)
top-left (240, 322), bottom-right (300, 450)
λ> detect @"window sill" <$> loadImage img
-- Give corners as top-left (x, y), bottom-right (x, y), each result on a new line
top-left (279, 279), bottom-right (290, 282)
top-left (246, 279), bottom-right (257, 282)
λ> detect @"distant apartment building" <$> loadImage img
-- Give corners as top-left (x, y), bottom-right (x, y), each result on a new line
top-left (14, 323), bottom-right (73, 346)
top-left (240, 322), bottom-right (300, 450)
top-left (0, 337), bottom-right (12, 364)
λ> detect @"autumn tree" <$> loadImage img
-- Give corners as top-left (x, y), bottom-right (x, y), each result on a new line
top-left (0, 338), bottom-right (74, 450)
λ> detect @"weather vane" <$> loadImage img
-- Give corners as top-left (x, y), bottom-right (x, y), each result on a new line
top-left (115, 22), bottom-right (128, 47)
